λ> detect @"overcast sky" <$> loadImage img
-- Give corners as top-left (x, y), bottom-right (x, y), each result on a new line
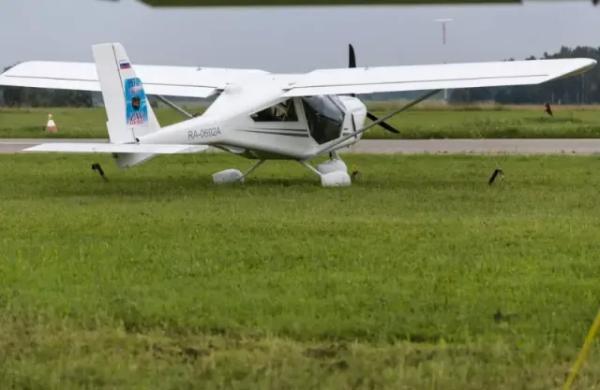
top-left (1, 0), bottom-right (599, 73)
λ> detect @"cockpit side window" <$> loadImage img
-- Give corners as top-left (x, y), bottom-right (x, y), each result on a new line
top-left (251, 99), bottom-right (298, 122)
top-left (302, 96), bottom-right (345, 144)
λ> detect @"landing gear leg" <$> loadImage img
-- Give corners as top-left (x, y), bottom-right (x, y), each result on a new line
top-left (242, 160), bottom-right (265, 180)
top-left (213, 160), bottom-right (265, 184)
top-left (300, 161), bottom-right (322, 178)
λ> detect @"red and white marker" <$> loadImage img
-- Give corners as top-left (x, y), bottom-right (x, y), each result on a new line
top-left (46, 114), bottom-right (58, 133)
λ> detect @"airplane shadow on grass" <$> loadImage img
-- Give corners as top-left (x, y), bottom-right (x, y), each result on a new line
top-left (15, 155), bottom-right (515, 198)
top-left (31, 171), bottom-right (503, 199)
top-left (33, 173), bottom-right (334, 198)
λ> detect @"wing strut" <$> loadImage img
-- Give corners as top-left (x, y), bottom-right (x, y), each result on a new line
top-left (316, 89), bottom-right (441, 156)
top-left (154, 95), bottom-right (195, 119)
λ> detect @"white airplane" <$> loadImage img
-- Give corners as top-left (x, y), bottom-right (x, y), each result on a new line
top-left (0, 43), bottom-right (596, 186)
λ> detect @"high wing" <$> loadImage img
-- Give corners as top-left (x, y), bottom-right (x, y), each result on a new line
top-left (282, 58), bottom-right (597, 97)
top-left (2, 57), bottom-right (596, 99)
top-left (0, 61), bottom-right (268, 98)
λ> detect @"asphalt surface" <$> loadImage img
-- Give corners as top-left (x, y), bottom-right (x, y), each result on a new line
top-left (3, 138), bottom-right (600, 155)
top-left (0, 139), bottom-right (107, 154)
top-left (347, 139), bottom-right (600, 155)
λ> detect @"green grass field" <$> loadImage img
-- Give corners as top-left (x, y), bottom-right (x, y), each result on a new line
top-left (0, 107), bottom-right (185, 139)
top-left (1, 153), bottom-right (600, 388)
top-left (2, 105), bottom-right (600, 140)
top-left (368, 104), bottom-right (600, 139)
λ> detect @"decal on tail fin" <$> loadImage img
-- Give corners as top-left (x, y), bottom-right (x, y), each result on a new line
top-left (124, 77), bottom-right (148, 126)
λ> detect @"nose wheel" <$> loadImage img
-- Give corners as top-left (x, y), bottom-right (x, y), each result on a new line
top-left (300, 155), bottom-right (352, 187)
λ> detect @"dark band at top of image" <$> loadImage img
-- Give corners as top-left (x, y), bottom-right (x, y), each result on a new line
top-left (136, 0), bottom-right (597, 7)
top-left (139, 0), bottom-right (520, 6)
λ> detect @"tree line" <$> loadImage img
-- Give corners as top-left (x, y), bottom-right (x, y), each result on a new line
top-left (450, 46), bottom-right (600, 104)
top-left (0, 66), bottom-right (94, 106)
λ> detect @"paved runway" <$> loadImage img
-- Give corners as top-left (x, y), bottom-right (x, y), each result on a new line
top-left (3, 138), bottom-right (600, 155)
top-left (347, 139), bottom-right (600, 155)
top-left (0, 139), bottom-right (106, 154)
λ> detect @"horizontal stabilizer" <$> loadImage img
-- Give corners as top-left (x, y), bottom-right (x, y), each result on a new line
top-left (25, 143), bottom-right (209, 154)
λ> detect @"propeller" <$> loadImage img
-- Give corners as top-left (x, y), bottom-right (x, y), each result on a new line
top-left (349, 44), bottom-right (356, 69)
top-left (366, 112), bottom-right (400, 134)
top-left (348, 44), bottom-right (400, 135)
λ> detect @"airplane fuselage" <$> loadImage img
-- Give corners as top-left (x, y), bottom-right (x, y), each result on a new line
top-left (141, 93), bottom-right (367, 160)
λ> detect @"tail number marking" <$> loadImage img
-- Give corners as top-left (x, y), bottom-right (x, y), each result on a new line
top-left (188, 127), bottom-right (221, 141)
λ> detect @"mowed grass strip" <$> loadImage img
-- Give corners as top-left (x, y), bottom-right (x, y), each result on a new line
top-left (1, 153), bottom-right (600, 388)
top-left (0, 107), bottom-right (186, 139)
top-left (367, 104), bottom-right (600, 139)
top-left (2, 105), bottom-right (600, 139)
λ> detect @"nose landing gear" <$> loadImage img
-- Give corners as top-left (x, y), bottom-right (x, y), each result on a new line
top-left (301, 153), bottom-right (351, 187)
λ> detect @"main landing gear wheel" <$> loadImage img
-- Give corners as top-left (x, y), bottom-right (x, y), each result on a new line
top-left (212, 160), bottom-right (265, 184)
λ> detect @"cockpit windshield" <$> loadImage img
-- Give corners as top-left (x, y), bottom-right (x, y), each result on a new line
top-left (302, 96), bottom-right (345, 144)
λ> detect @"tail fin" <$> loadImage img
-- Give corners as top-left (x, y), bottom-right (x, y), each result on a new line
top-left (92, 43), bottom-right (160, 144)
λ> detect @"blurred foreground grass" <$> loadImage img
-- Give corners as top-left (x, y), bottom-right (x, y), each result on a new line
top-left (1, 153), bottom-right (600, 388)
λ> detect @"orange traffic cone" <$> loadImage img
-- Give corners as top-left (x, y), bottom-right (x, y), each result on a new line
top-left (46, 114), bottom-right (58, 133)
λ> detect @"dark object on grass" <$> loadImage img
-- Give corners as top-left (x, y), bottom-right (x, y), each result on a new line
top-left (488, 168), bottom-right (503, 185)
top-left (91, 163), bottom-right (108, 181)
top-left (494, 309), bottom-right (517, 323)
top-left (351, 170), bottom-right (361, 180)
top-left (493, 309), bottom-right (503, 323)
top-left (544, 103), bottom-right (553, 117)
